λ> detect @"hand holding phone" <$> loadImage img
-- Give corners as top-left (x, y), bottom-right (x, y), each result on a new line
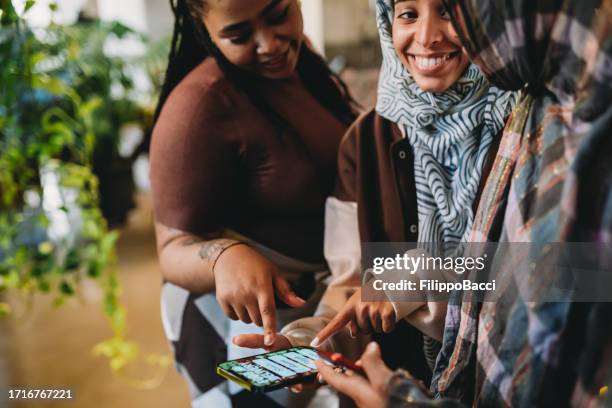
top-left (216, 346), bottom-right (363, 393)
top-left (317, 350), bottom-right (365, 376)
top-left (315, 342), bottom-right (393, 408)
top-left (232, 333), bottom-right (313, 394)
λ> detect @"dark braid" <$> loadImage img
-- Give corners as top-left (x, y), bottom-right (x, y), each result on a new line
top-left (297, 46), bottom-right (358, 125)
top-left (153, 0), bottom-right (358, 133)
top-left (153, 0), bottom-right (208, 124)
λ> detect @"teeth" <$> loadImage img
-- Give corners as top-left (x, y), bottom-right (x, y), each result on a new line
top-left (413, 54), bottom-right (450, 69)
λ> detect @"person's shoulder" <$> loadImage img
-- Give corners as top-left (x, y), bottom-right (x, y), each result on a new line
top-left (152, 58), bottom-right (241, 154)
top-left (341, 108), bottom-right (392, 146)
top-left (155, 58), bottom-right (235, 131)
top-left (352, 108), bottom-right (380, 129)
top-left (168, 57), bottom-right (233, 109)
top-left (177, 57), bottom-right (230, 93)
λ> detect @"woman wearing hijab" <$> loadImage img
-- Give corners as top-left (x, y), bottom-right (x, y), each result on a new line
top-left (315, 0), bottom-right (612, 406)
top-left (234, 0), bottom-right (516, 387)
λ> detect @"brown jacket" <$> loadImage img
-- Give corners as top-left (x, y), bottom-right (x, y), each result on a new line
top-left (330, 108), bottom-right (498, 382)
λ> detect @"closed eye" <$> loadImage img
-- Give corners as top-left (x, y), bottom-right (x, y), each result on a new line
top-left (229, 31), bottom-right (252, 44)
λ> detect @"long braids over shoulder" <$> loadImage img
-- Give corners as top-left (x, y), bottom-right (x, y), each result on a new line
top-left (153, 0), bottom-right (358, 133)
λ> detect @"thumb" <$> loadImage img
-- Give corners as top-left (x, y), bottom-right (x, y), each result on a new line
top-left (361, 342), bottom-right (389, 382)
top-left (273, 274), bottom-right (306, 308)
top-left (232, 334), bottom-right (267, 349)
top-left (233, 333), bottom-right (291, 351)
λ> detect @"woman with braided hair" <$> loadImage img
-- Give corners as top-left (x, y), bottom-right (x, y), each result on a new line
top-left (149, 0), bottom-right (357, 406)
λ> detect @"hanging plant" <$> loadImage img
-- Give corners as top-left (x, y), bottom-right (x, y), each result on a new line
top-left (0, 0), bottom-right (171, 383)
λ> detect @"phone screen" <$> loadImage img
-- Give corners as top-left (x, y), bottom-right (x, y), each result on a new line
top-left (217, 347), bottom-right (329, 392)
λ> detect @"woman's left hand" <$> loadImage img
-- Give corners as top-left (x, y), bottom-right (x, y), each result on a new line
top-left (315, 341), bottom-right (392, 408)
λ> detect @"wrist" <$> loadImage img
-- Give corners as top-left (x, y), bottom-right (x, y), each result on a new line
top-left (203, 239), bottom-right (245, 276)
top-left (281, 317), bottom-right (338, 352)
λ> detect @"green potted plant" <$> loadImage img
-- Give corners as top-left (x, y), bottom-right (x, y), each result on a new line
top-left (0, 0), bottom-right (169, 378)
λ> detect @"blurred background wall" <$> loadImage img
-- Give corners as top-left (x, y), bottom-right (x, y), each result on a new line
top-left (21, 0), bottom-right (381, 66)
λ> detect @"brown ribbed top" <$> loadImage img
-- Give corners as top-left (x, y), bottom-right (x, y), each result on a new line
top-left (150, 57), bottom-right (348, 263)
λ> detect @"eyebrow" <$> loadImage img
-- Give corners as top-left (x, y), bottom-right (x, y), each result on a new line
top-left (219, 0), bottom-right (283, 34)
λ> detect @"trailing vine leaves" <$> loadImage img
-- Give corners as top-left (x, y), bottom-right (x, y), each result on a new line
top-left (0, 1), bottom-right (171, 381)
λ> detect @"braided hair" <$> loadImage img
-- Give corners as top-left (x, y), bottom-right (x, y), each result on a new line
top-left (153, 0), bottom-right (358, 133)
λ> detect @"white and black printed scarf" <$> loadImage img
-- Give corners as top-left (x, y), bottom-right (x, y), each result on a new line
top-left (375, 0), bottom-right (516, 253)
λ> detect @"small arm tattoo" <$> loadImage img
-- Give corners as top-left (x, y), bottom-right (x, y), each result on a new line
top-left (198, 239), bottom-right (242, 263)
top-left (181, 237), bottom-right (204, 246)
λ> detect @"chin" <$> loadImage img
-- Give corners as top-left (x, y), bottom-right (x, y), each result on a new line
top-left (415, 79), bottom-right (452, 93)
top-left (261, 69), bottom-right (293, 80)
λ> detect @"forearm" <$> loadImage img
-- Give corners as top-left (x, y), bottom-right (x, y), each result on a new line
top-left (154, 222), bottom-right (241, 294)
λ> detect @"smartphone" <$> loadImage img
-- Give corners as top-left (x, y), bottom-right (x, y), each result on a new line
top-left (216, 346), bottom-right (336, 393)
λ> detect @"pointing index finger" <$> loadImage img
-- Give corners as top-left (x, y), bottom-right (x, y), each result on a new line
top-left (312, 307), bottom-right (354, 347)
top-left (258, 292), bottom-right (277, 346)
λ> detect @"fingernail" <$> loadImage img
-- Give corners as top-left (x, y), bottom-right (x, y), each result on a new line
top-left (348, 326), bottom-right (356, 338)
top-left (290, 386), bottom-right (300, 394)
top-left (310, 337), bottom-right (320, 348)
top-left (296, 296), bottom-right (306, 303)
top-left (265, 333), bottom-right (274, 346)
top-left (317, 374), bottom-right (325, 384)
top-left (367, 341), bottom-right (378, 352)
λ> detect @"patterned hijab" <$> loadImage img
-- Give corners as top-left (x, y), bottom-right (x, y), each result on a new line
top-left (375, 0), bottom-right (516, 251)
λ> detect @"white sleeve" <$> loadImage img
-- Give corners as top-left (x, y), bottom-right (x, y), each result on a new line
top-left (317, 196), bottom-right (361, 316)
top-left (281, 196), bottom-right (364, 353)
top-left (384, 248), bottom-right (449, 342)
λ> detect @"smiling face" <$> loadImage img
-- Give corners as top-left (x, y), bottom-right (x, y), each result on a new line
top-left (202, 0), bottom-right (303, 79)
top-left (392, 0), bottom-right (470, 93)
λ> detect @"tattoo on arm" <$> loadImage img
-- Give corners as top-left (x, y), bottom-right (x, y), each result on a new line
top-left (179, 231), bottom-right (222, 247)
top-left (181, 237), bottom-right (204, 246)
top-left (198, 239), bottom-right (241, 261)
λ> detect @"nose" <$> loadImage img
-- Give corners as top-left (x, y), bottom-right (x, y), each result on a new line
top-left (415, 14), bottom-right (444, 48)
top-left (255, 28), bottom-right (282, 56)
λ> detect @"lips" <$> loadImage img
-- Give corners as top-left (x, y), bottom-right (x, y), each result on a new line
top-left (261, 49), bottom-right (290, 69)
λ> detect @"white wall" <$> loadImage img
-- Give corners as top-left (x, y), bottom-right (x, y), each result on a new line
top-left (144, 0), bottom-right (174, 41)
top-left (323, 0), bottom-right (378, 46)
top-left (95, 0), bottom-right (172, 40)
top-left (300, 0), bottom-right (325, 55)
top-left (96, 0), bottom-right (148, 32)
top-left (18, 0), bottom-right (375, 48)
top-left (17, 0), bottom-right (86, 26)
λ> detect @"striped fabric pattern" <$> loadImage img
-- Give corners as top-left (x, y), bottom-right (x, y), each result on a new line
top-left (375, 0), bottom-right (516, 253)
top-left (428, 0), bottom-right (612, 406)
